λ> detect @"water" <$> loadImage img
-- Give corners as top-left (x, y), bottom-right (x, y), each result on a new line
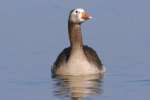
top-left (52, 74), bottom-right (104, 100)
top-left (0, 0), bottom-right (150, 100)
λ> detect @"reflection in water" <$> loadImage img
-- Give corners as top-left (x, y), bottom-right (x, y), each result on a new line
top-left (52, 74), bottom-right (104, 100)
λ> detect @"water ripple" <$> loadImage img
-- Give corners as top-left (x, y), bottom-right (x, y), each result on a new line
top-left (52, 74), bottom-right (104, 100)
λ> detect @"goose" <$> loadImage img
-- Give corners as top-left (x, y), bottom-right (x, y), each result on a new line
top-left (52, 8), bottom-right (105, 76)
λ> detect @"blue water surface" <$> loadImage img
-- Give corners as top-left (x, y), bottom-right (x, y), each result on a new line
top-left (0, 0), bottom-right (150, 100)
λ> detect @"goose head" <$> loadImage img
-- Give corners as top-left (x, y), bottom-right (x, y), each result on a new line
top-left (69, 8), bottom-right (92, 24)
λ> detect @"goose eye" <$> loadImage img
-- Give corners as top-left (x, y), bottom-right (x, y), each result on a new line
top-left (75, 10), bottom-right (79, 14)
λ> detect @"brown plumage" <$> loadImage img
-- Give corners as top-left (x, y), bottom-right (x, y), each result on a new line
top-left (52, 8), bottom-right (105, 76)
top-left (52, 46), bottom-right (103, 74)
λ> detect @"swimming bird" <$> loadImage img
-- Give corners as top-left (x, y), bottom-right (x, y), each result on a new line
top-left (52, 8), bottom-right (105, 76)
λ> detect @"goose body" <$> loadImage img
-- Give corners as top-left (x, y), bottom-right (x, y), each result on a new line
top-left (52, 8), bottom-right (105, 76)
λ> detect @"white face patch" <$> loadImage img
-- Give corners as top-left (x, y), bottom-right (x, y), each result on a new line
top-left (70, 8), bottom-right (86, 23)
